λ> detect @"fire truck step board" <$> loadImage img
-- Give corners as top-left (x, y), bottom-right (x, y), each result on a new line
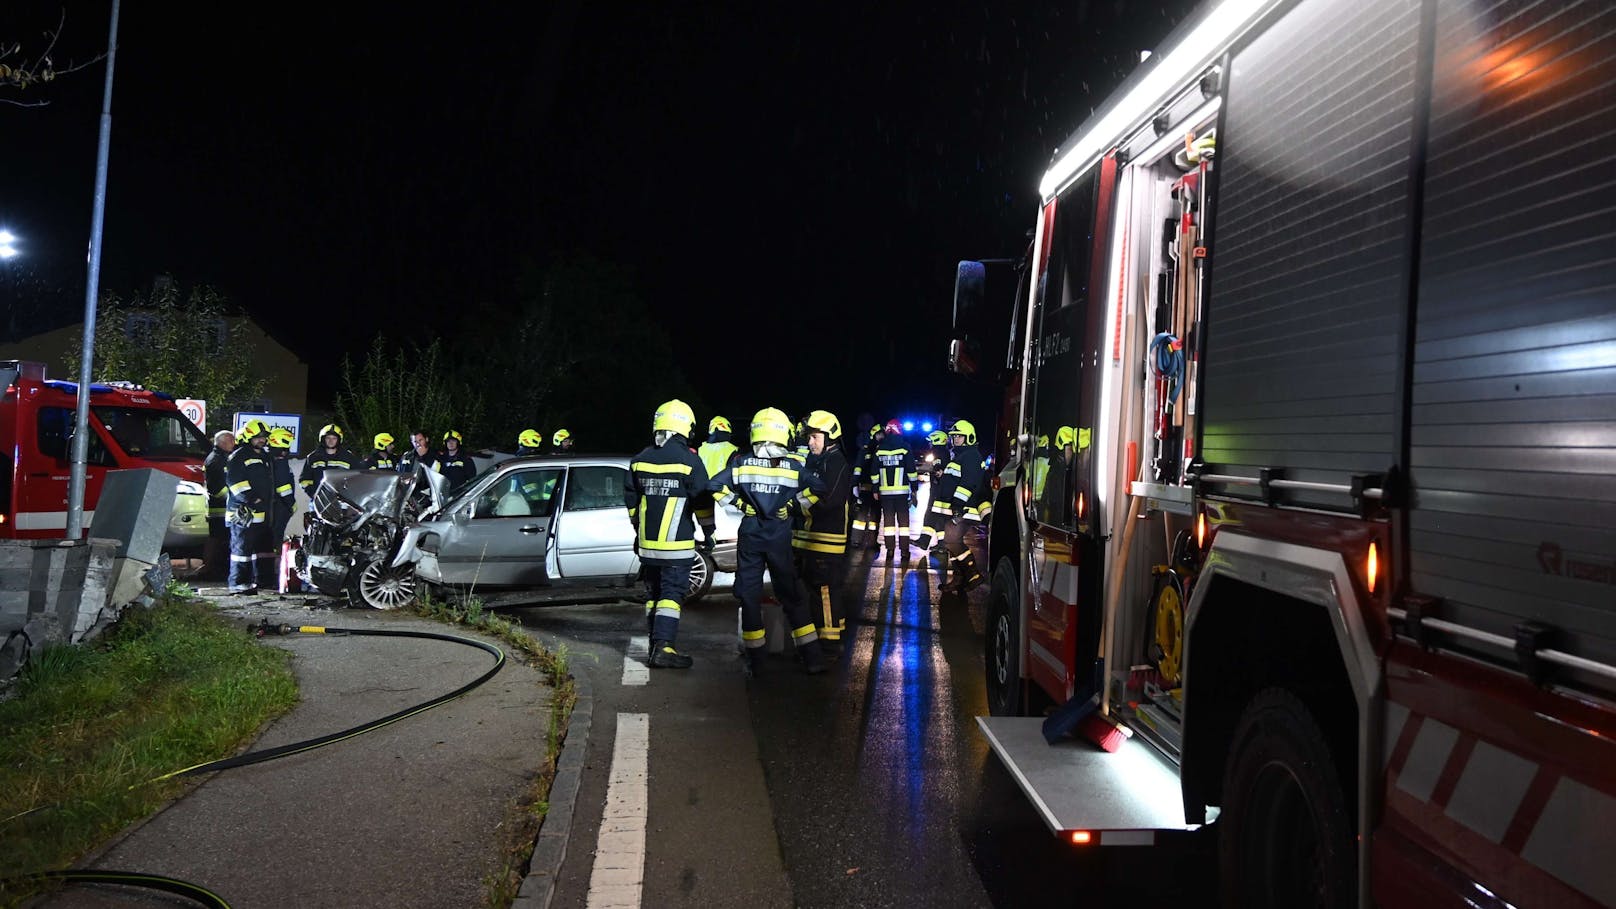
top-left (977, 716), bottom-right (1196, 843)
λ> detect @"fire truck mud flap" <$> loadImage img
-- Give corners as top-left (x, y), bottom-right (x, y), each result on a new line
top-left (977, 716), bottom-right (1198, 844)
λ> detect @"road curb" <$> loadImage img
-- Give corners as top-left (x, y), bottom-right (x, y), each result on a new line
top-left (513, 652), bottom-right (595, 909)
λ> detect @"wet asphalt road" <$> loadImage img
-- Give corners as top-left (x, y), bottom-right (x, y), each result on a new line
top-left (512, 541), bottom-right (1215, 908)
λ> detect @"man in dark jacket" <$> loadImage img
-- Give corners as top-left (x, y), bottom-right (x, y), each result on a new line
top-left (363, 432), bottom-right (398, 471)
top-left (792, 410), bottom-right (853, 656)
top-left (299, 423), bottom-right (359, 495)
top-left (710, 407), bottom-right (829, 678)
top-left (849, 423), bottom-right (882, 551)
top-left (873, 419), bottom-right (917, 564)
top-left (624, 400), bottom-right (710, 668)
top-left (397, 429), bottom-right (436, 476)
top-left (203, 429), bottom-right (235, 580)
top-left (938, 419), bottom-right (992, 593)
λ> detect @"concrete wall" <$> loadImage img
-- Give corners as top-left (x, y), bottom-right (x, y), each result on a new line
top-left (0, 538), bottom-right (118, 678)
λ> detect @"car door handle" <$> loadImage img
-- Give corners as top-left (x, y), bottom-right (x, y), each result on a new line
top-left (520, 525), bottom-right (544, 534)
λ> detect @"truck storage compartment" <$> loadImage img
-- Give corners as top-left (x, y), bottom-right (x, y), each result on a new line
top-left (1198, 0), bottom-right (1423, 511)
top-left (1406, 0), bottom-right (1616, 683)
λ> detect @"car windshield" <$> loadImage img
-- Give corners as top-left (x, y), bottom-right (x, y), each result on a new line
top-left (442, 460), bottom-right (508, 508)
top-left (93, 406), bottom-right (210, 460)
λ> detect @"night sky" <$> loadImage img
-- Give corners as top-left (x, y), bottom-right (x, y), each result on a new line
top-left (4, 1), bottom-right (1199, 438)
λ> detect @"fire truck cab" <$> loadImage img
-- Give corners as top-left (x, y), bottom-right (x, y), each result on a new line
top-left (960, 1), bottom-right (1616, 906)
top-left (1, 360), bottom-right (211, 552)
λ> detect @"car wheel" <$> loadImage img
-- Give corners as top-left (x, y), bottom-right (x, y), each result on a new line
top-left (1218, 688), bottom-right (1355, 909)
top-left (352, 559), bottom-right (418, 611)
top-left (686, 550), bottom-right (715, 603)
top-left (985, 556), bottom-right (1026, 716)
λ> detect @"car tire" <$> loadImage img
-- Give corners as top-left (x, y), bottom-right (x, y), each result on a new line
top-left (686, 549), bottom-right (715, 603)
top-left (985, 556), bottom-right (1027, 716)
top-left (1218, 688), bottom-right (1355, 909)
top-left (351, 559), bottom-right (418, 611)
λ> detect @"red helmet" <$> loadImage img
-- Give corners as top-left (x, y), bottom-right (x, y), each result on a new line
top-left (884, 419), bottom-right (903, 436)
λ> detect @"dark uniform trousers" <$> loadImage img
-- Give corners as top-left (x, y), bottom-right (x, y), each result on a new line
top-left (797, 550), bottom-right (849, 640)
top-left (737, 541), bottom-right (818, 652)
top-left (643, 557), bottom-right (693, 642)
top-left (228, 519), bottom-right (274, 591)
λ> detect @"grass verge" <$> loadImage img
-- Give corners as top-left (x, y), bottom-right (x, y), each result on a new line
top-left (410, 589), bottom-right (579, 908)
top-left (0, 595), bottom-right (298, 907)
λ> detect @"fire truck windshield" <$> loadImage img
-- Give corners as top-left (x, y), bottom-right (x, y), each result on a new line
top-left (93, 407), bottom-right (209, 460)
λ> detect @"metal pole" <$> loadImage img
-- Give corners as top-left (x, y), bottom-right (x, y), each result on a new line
top-left (66, 0), bottom-right (122, 540)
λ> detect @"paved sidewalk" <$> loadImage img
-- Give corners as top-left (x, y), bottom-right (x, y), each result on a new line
top-left (40, 593), bottom-right (558, 909)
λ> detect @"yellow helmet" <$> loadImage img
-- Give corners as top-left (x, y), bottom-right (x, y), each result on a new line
top-left (319, 423), bottom-right (344, 441)
top-left (652, 400), bottom-right (695, 435)
top-left (948, 419), bottom-right (977, 446)
top-left (806, 410), bottom-right (842, 440)
top-left (1055, 426), bottom-right (1076, 449)
top-left (709, 415), bottom-right (731, 434)
top-left (518, 428), bottom-right (543, 449)
top-left (269, 428), bottom-right (295, 449)
top-left (552, 428), bottom-right (572, 446)
top-left (240, 419), bottom-right (270, 440)
top-left (373, 432), bottom-right (395, 450)
top-left (1037, 432), bottom-right (1050, 448)
top-left (927, 430), bottom-right (948, 446)
top-left (443, 429), bottom-right (463, 444)
top-left (750, 407), bottom-right (791, 446)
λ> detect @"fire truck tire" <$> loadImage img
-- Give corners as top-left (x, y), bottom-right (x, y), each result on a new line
top-left (985, 556), bottom-right (1026, 716)
top-left (1217, 688), bottom-right (1354, 909)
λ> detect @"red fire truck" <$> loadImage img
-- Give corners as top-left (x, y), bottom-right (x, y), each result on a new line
top-left (1, 360), bottom-right (211, 551)
top-left (957, 1), bottom-right (1616, 906)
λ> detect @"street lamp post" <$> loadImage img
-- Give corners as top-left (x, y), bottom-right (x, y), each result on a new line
top-left (65, 0), bottom-right (121, 541)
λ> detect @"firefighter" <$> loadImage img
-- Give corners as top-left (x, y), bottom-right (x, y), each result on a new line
top-left (915, 429), bottom-right (952, 556)
top-left (397, 429), bottom-right (436, 475)
top-left (709, 407), bottom-right (829, 678)
top-left (694, 416), bottom-right (738, 547)
top-left (849, 423), bottom-right (883, 550)
top-left (791, 410), bottom-right (852, 656)
top-left (552, 429), bottom-right (574, 453)
top-left (1040, 426), bottom-right (1075, 525)
top-left (203, 429), bottom-right (235, 580)
top-left (1030, 432), bottom-right (1052, 505)
top-left (939, 419), bottom-right (991, 593)
top-left (873, 418), bottom-right (917, 563)
top-left (224, 420), bottom-right (275, 594)
top-left (364, 432), bottom-right (398, 471)
top-left (437, 430), bottom-right (477, 490)
top-left (624, 399), bottom-right (709, 668)
top-left (267, 428), bottom-right (298, 591)
top-left (517, 428), bottom-right (544, 456)
top-left (299, 423), bottom-right (359, 494)
top-left (789, 418), bottom-right (810, 465)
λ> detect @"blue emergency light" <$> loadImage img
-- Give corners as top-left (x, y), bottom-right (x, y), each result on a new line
top-left (902, 420), bottom-right (915, 432)
top-left (921, 421), bottom-right (933, 433)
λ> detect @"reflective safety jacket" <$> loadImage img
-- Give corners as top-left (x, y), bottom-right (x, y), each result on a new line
top-left (710, 455), bottom-right (826, 551)
top-left (299, 446), bottom-right (360, 493)
top-left (363, 453), bottom-right (398, 471)
top-left (204, 445), bottom-right (231, 519)
top-left (852, 431), bottom-right (881, 489)
top-left (225, 444), bottom-right (273, 525)
top-left (436, 450), bottom-right (477, 491)
top-left (1030, 447), bottom-right (1052, 501)
top-left (698, 432), bottom-right (738, 479)
top-left (793, 446), bottom-right (851, 555)
top-left (938, 444), bottom-right (992, 521)
top-left (623, 437), bottom-right (710, 560)
top-left (269, 453), bottom-right (296, 527)
top-left (874, 438), bottom-right (917, 497)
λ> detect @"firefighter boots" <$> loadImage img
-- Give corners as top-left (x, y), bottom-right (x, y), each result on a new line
top-left (649, 640), bottom-right (693, 669)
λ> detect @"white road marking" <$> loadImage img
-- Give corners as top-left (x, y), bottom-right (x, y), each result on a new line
top-left (622, 635), bottom-right (649, 686)
top-left (586, 712), bottom-right (649, 909)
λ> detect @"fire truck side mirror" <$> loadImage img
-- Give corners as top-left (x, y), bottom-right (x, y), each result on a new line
top-left (951, 260), bottom-right (988, 376)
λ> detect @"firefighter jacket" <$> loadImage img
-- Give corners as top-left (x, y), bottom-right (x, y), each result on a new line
top-left (204, 445), bottom-right (231, 519)
top-left (792, 445), bottom-right (851, 555)
top-left (436, 449), bottom-right (477, 491)
top-left (623, 436), bottom-right (710, 560)
top-left (874, 438), bottom-right (917, 497)
top-left (269, 452), bottom-right (296, 525)
top-left (299, 445), bottom-right (360, 493)
top-left (225, 444), bottom-right (273, 525)
top-left (852, 433), bottom-right (881, 490)
top-left (710, 454), bottom-right (826, 551)
top-left (698, 432), bottom-right (738, 480)
top-left (363, 452), bottom-right (398, 471)
top-left (940, 443), bottom-right (992, 521)
top-left (397, 447), bottom-right (437, 476)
